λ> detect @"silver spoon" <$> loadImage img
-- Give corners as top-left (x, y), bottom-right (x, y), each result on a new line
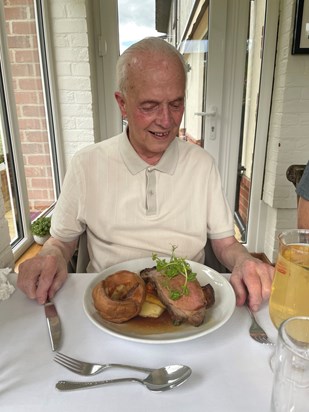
top-left (56, 364), bottom-right (192, 392)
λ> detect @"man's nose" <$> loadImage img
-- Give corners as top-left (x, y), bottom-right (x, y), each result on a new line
top-left (156, 106), bottom-right (172, 128)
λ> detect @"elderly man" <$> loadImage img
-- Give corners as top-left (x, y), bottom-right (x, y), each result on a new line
top-left (18, 37), bottom-right (274, 311)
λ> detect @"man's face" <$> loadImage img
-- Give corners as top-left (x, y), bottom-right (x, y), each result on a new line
top-left (115, 53), bottom-right (185, 165)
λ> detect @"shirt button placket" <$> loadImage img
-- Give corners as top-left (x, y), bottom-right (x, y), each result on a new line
top-left (146, 168), bottom-right (157, 215)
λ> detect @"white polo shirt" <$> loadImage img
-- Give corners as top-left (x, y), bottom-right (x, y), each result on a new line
top-left (51, 131), bottom-right (234, 272)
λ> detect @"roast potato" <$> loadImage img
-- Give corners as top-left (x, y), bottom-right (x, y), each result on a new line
top-left (139, 293), bottom-right (166, 318)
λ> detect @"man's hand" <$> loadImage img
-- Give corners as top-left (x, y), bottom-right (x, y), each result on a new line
top-left (17, 237), bottom-right (78, 304)
top-left (210, 237), bottom-right (274, 311)
top-left (229, 257), bottom-right (274, 311)
top-left (17, 254), bottom-right (68, 304)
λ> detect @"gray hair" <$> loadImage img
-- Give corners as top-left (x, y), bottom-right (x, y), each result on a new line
top-left (116, 37), bottom-right (187, 94)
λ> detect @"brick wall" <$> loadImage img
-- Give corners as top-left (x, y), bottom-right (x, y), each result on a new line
top-left (4, 0), bottom-right (55, 214)
top-left (238, 175), bottom-right (251, 226)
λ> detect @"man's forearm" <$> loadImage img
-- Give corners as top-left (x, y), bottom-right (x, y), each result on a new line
top-left (298, 197), bottom-right (309, 229)
top-left (210, 236), bottom-right (251, 272)
top-left (38, 236), bottom-right (78, 263)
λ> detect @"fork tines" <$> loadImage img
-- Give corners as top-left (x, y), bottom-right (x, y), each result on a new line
top-left (250, 332), bottom-right (273, 345)
top-left (54, 352), bottom-right (84, 374)
top-left (246, 305), bottom-right (274, 345)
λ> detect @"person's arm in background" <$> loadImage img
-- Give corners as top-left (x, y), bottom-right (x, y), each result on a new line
top-left (296, 161), bottom-right (309, 229)
top-left (17, 236), bottom-right (78, 304)
top-left (297, 196), bottom-right (309, 229)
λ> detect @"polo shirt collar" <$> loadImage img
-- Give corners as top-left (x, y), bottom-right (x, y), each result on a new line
top-left (119, 129), bottom-right (178, 175)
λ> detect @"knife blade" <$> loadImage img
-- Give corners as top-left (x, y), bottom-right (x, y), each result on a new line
top-left (44, 300), bottom-right (61, 351)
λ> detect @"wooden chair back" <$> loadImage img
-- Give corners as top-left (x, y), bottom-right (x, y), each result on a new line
top-left (286, 164), bottom-right (306, 203)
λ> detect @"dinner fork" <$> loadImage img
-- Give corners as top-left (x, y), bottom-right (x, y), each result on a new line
top-left (54, 352), bottom-right (154, 376)
top-left (246, 305), bottom-right (274, 345)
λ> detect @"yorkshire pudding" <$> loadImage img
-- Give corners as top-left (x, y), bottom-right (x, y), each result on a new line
top-left (92, 270), bottom-right (146, 323)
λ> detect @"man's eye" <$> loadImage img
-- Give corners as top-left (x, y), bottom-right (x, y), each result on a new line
top-left (170, 101), bottom-right (184, 110)
top-left (141, 105), bottom-right (158, 112)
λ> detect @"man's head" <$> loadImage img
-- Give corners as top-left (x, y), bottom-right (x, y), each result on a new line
top-left (115, 37), bottom-right (187, 165)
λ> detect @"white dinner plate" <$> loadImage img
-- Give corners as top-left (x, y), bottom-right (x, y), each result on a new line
top-left (83, 257), bottom-right (236, 344)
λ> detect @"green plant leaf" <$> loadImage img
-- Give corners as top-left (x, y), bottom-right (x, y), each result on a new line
top-left (30, 216), bottom-right (51, 237)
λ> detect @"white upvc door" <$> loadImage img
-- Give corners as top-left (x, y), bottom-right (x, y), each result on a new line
top-left (205, 0), bottom-right (249, 207)
top-left (245, 0), bottom-right (279, 252)
top-left (203, 0), bottom-right (279, 250)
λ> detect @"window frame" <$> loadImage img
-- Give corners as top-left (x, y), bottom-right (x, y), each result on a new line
top-left (246, 0), bottom-right (279, 252)
top-left (92, 0), bottom-right (122, 141)
top-left (0, 0), bottom-right (63, 259)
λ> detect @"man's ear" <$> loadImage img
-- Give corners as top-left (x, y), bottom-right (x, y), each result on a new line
top-left (115, 92), bottom-right (127, 118)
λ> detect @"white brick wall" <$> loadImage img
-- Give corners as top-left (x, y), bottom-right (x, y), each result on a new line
top-left (49, 0), bottom-right (95, 166)
top-left (263, 0), bottom-right (309, 261)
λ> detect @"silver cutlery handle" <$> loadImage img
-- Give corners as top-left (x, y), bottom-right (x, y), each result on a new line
top-left (108, 363), bottom-right (153, 373)
top-left (246, 304), bottom-right (256, 320)
top-left (56, 378), bottom-right (138, 391)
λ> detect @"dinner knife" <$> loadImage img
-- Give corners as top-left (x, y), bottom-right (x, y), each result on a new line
top-left (44, 299), bottom-right (62, 351)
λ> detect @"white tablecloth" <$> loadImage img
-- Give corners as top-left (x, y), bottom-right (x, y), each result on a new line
top-left (0, 273), bottom-right (277, 412)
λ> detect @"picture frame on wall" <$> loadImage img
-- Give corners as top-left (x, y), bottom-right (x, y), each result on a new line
top-left (292, 0), bottom-right (309, 54)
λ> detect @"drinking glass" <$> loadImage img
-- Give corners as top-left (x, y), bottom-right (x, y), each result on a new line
top-left (269, 229), bottom-right (309, 330)
top-left (270, 316), bottom-right (309, 412)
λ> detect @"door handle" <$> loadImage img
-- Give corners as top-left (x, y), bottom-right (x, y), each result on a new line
top-left (195, 106), bottom-right (217, 140)
top-left (194, 106), bottom-right (217, 117)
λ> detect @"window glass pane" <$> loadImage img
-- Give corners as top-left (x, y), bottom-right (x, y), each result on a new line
top-left (234, 0), bottom-right (267, 242)
top-left (1, 0), bottom-right (59, 247)
top-left (0, 83), bottom-right (21, 243)
top-left (117, 0), bottom-right (164, 52)
top-left (178, 3), bottom-right (208, 147)
top-left (117, 0), bottom-right (165, 131)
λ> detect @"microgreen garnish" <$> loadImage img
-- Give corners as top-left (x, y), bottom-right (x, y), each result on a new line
top-left (152, 245), bottom-right (197, 300)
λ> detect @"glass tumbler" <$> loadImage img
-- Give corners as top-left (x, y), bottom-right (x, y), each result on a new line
top-left (270, 316), bottom-right (309, 412)
top-left (269, 229), bottom-right (309, 329)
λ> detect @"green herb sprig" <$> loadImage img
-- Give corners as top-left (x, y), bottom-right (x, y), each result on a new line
top-left (152, 245), bottom-right (197, 300)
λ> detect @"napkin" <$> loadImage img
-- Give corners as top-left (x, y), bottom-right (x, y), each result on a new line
top-left (0, 268), bottom-right (15, 300)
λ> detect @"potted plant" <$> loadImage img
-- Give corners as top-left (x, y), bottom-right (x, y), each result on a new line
top-left (30, 216), bottom-right (51, 245)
